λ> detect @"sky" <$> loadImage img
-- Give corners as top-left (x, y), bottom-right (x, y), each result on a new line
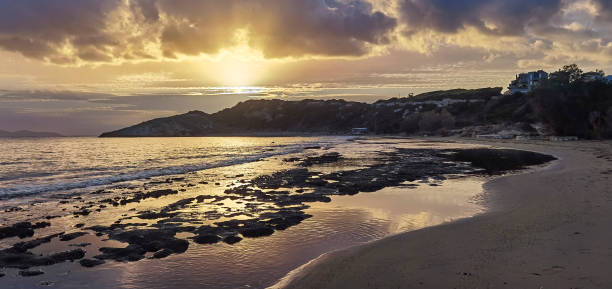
top-left (0, 0), bottom-right (611, 135)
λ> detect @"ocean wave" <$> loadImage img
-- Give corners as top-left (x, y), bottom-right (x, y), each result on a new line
top-left (0, 141), bottom-right (332, 199)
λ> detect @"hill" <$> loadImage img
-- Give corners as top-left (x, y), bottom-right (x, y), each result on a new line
top-left (100, 80), bottom-right (612, 139)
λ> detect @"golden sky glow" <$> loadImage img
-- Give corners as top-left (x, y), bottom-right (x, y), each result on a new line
top-left (0, 0), bottom-right (611, 135)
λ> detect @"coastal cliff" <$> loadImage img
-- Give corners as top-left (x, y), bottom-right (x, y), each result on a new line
top-left (101, 82), bottom-right (612, 139)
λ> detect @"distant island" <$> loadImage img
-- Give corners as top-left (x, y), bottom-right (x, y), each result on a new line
top-left (0, 130), bottom-right (64, 138)
top-left (101, 64), bottom-right (612, 140)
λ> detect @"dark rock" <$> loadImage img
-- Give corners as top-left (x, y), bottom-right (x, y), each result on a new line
top-left (240, 226), bottom-right (274, 238)
top-left (223, 235), bottom-right (242, 245)
top-left (300, 152), bottom-right (342, 167)
top-left (19, 270), bottom-right (44, 277)
top-left (95, 229), bottom-right (189, 262)
top-left (275, 193), bottom-right (331, 206)
top-left (73, 209), bottom-right (91, 216)
top-left (79, 258), bottom-right (105, 268)
top-left (196, 195), bottom-right (215, 202)
top-left (96, 245), bottom-right (146, 262)
top-left (84, 225), bottom-right (109, 232)
top-left (445, 148), bottom-right (556, 174)
top-left (69, 243), bottom-right (91, 247)
top-left (304, 146), bottom-right (321, 150)
top-left (50, 249), bottom-right (86, 262)
top-left (0, 249), bottom-right (85, 269)
top-left (268, 215), bottom-right (311, 230)
top-left (12, 233), bottom-right (62, 252)
top-left (0, 221), bottom-right (51, 240)
top-left (59, 232), bottom-right (88, 241)
top-left (4, 207), bottom-right (23, 212)
top-left (101, 189), bottom-right (178, 207)
top-left (194, 234), bottom-right (220, 244)
top-left (137, 211), bottom-right (178, 220)
top-left (163, 198), bottom-right (195, 211)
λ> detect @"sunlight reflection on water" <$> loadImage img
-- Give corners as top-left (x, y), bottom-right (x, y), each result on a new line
top-left (54, 179), bottom-right (483, 289)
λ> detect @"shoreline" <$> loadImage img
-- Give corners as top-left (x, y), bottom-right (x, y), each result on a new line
top-left (274, 138), bottom-right (612, 289)
top-left (0, 137), bottom-right (515, 288)
top-left (0, 137), bottom-right (569, 288)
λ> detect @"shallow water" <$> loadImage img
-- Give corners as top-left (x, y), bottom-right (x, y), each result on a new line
top-left (0, 137), bottom-right (345, 198)
top-left (0, 137), bottom-right (487, 289)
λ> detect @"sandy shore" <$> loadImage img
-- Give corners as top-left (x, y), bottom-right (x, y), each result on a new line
top-left (275, 139), bottom-right (612, 289)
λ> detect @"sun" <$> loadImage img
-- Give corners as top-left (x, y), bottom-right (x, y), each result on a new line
top-left (207, 29), bottom-right (270, 87)
top-left (216, 55), bottom-right (260, 86)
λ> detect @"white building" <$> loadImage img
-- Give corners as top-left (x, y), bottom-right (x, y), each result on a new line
top-left (351, 128), bottom-right (368, 135)
top-left (508, 70), bottom-right (548, 94)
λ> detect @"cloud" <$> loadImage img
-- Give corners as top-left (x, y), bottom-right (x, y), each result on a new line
top-left (0, 90), bottom-right (114, 102)
top-left (399, 0), bottom-right (565, 35)
top-left (0, 0), bottom-right (609, 70)
top-left (0, 0), bottom-right (120, 62)
top-left (593, 0), bottom-right (612, 22)
top-left (394, 0), bottom-right (612, 69)
top-left (0, 0), bottom-right (397, 64)
top-left (138, 0), bottom-right (399, 58)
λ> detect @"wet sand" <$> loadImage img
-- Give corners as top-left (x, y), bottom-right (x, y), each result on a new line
top-left (275, 139), bottom-right (612, 289)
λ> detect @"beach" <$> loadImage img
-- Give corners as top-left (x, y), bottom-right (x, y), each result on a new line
top-left (276, 139), bottom-right (612, 289)
top-left (0, 137), bottom-right (535, 288)
top-left (0, 137), bottom-right (580, 288)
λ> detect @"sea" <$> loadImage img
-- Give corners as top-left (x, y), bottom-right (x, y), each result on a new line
top-left (0, 137), bottom-right (347, 199)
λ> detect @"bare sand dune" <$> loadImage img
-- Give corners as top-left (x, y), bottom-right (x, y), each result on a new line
top-left (277, 139), bottom-right (612, 289)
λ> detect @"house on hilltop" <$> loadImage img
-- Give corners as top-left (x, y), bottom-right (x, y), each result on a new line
top-left (508, 70), bottom-right (548, 94)
top-left (581, 71), bottom-right (605, 82)
top-left (580, 70), bottom-right (606, 82)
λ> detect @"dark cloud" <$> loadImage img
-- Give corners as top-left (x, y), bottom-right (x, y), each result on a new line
top-left (156, 0), bottom-right (397, 58)
top-left (245, 0), bottom-right (397, 57)
top-left (593, 0), bottom-right (612, 22)
top-left (400, 0), bottom-right (565, 35)
top-left (0, 0), bottom-right (120, 62)
top-left (0, 0), bottom-right (397, 63)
